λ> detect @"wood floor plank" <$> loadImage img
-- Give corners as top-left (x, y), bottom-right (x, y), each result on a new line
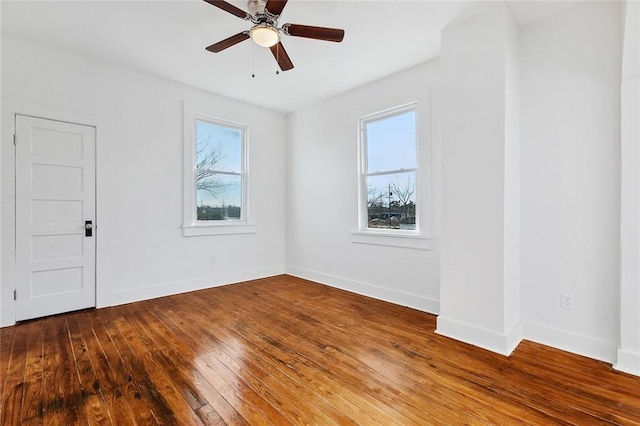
top-left (127, 306), bottom-right (247, 425)
top-left (193, 403), bottom-right (225, 425)
top-left (2, 275), bottom-right (640, 425)
top-left (48, 316), bottom-right (90, 426)
top-left (39, 317), bottom-right (70, 425)
top-left (0, 325), bottom-right (18, 421)
top-left (157, 288), bottom-right (420, 425)
top-left (0, 324), bottom-right (31, 425)
top-left (252, 277), bottom-right (613, 424)
top-left (81, 312), bottom-right (142, 426)
top-left (111, 312), bottom-right (203, 425)
top-left (228, 284), bottom-right (541, 424)
top-left (202, 282), bottom-right (508, 422)
top-left (95, 309), bottom-right (165, 425)
top-left (117, 305), bottom-right (210, 423)
top-left (211, 282), bottom-right (496, 422)
top-left (72, 312), bottom-right (140, 425)
top-left (144, 304), bottom-right (293, 425)
top-left (19, 318), bottom-right (44, 423)
top-left (0, 322), bottom-right (31, 425)
top-left (65, 316), bottom-right (113, 425)
top-left (150, 298), bottom-right (356, 425)
top-left (156, 302), bottom-right (389, 425)
top-left (258, 276), bottom-right (629, 423)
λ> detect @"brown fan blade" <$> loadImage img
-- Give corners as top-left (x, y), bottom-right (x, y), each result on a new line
top-left (203, 0), bottom-right (250, 20)
top-left (265, 0), bottom-right (288, 16)
top-left (283, 24), bottom-right (344, 42)
top-left (269, 42), bottom-right (294, 71)
top-left (206, 32), bottom-right (250, 53)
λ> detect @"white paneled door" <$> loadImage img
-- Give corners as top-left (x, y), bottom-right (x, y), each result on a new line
top-left (15, 115), bottom-right (96, 321)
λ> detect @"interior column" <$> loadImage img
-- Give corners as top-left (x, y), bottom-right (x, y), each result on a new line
top-left (437, 5), bottom-right (522, 355)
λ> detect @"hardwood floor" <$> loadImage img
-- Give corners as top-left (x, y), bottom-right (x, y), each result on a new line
top-left (1, 275), bottom-right (639, 425)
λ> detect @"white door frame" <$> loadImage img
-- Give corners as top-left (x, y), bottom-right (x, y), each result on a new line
top-left (1, 100), bottom-right (108, 327)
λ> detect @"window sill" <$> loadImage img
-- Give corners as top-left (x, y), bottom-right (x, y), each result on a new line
top-left (183, 222), bottom-right (256, 237)
top-left (351, 230), bottom-right (432, 250)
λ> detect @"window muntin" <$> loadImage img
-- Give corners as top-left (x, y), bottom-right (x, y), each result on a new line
top-left (360, 105), bottom-right (418, 232)
top-left (194, 118), bottom-right (246, 222)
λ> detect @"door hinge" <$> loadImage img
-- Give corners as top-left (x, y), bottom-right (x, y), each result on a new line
top-left (13, 134), bottom-right (16, 145)
top-left (13, 289), bottom-right (17, 300)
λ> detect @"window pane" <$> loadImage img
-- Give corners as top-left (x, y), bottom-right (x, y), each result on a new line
top-left (196, 173), bottom-right (242, 221)
top-left (366, 110), bottom-right (416, 173)
top-left (196, 120), bottom-right (242, 173)
top-left (366, 172), bottom-right (416, 230)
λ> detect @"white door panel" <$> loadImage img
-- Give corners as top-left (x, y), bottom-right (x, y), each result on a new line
top-left (15, 115), bottom-right (96, 321)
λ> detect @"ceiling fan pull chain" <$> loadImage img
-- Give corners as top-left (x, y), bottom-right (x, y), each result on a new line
top-left (252, 42), bottom-right (256, 78)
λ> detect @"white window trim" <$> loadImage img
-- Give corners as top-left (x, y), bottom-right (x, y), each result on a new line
top-left (182, 102), bottom-right (255, 237)
top-left (352, 100), bottom-right (432, 250)
top-left (352, 230), bottom-right (431, 250)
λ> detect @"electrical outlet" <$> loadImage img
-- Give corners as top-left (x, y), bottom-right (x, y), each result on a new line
top-left (560, 294), bottom-right (574, 310)
top-left (210, 256), bottom-right (217, 264)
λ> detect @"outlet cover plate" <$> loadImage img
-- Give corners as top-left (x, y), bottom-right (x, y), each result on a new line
top-left (561, 294), bottom-right (574, 310)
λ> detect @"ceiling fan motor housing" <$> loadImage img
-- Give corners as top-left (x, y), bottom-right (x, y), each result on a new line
top-left (248, 0), bottom-right (268, 18)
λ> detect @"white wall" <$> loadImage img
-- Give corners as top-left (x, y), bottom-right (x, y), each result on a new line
top-left (286, 62), bottom-right (442, 313)
top-left (1, 36), bottom-right (286, 326)
top-left (520, 1), bottom-right (623, 362)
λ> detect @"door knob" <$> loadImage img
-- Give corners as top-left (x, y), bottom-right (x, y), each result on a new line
top-left (85, 220), bottom-right (93, 237)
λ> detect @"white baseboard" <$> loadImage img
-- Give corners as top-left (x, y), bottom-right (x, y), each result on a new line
top-left (285, 265), bottom-right (440, 314)
top-left (1, 308), bottom-right (15, 328)
top-left (523, 321), bottom-right (617, 364)
top-left (435, 316), bottom-right (523, 356)
top-left (614, 348), bottom-right (640, 376)
top-left (108, 265), bottom-right (285, 307)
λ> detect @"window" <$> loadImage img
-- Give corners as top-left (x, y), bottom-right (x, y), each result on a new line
top-left (183, 104), bottom-right (254, 236)
top-left (361, 105), bottom-right (417, 231)
top-left (354, 102), bottom-right (431, 250)
top-left (194, 119), bottom-right (244, 221)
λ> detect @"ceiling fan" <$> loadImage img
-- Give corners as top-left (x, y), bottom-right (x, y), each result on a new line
top-left (203, 0), bottom-right (345, 72)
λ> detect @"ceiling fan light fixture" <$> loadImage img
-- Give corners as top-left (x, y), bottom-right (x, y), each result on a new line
top-left (250, 24), bottom-right (279, 47)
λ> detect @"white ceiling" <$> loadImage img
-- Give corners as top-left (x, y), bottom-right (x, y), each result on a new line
top-left (2, 0), bottom-right (579, 113)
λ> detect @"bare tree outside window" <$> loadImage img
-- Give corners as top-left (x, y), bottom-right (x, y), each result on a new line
top-left (391, 177), bottom-right (416, 224)
top-left (194, 119), bottom-right (244, 221)
top-left (196, 138), bottom-right (230, 196)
